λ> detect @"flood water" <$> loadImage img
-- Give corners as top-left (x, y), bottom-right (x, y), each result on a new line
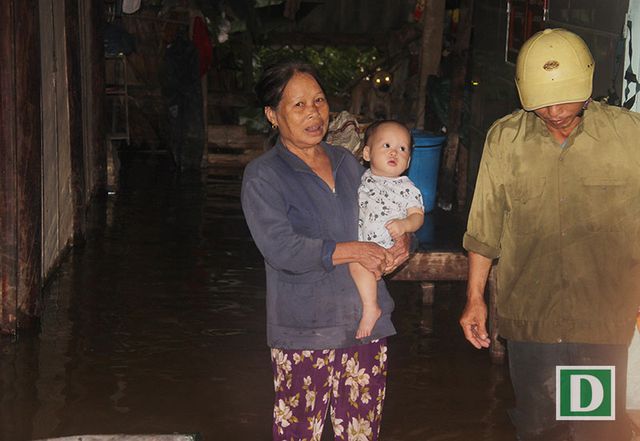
top-left (0, 153), bottom-right (516, 441)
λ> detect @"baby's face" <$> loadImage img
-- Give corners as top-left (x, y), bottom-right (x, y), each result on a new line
top-left (363, 123), bottom-right (412, 178)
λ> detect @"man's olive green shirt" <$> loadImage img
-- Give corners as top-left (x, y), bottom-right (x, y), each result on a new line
top-left (464, 101), bottom-right (640, 345)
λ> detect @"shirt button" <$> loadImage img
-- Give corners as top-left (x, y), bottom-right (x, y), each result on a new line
top-left (559, 157), bottom-right (565, 162)
top-left (561, 231), bottom-right (567, 236)
top-left (557, 338), bottom-right (563, 343)
top-left (560, 197), bottom-right (566, 202)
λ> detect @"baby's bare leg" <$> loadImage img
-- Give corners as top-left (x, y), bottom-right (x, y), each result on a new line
top-left (349, 262), bottom-right (382, 339)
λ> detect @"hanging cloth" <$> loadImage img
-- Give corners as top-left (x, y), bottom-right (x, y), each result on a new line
top-left (191, 16), bottom-right (213, 77)
top-left (122, 0), bottom-right (141, 14)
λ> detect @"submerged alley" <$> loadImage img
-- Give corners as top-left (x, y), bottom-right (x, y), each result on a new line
top-left (0, 154), bottom-right (515, 441)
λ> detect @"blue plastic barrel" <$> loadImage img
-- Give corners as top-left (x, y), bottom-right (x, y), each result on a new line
top-left (407, 130), bottom-right (446, 212)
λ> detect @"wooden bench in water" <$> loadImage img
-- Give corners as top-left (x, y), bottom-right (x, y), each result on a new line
top-left (391, 250), bottom-right (505, 364)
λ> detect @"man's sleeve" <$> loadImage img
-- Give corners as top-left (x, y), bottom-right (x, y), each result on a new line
top-left (463, 131), bottom-right (506, 259)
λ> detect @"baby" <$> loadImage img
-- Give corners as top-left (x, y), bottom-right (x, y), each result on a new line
top-left (350, 120), bottom-right (425, 339)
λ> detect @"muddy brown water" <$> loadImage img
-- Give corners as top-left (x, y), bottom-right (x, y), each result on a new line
top-left (0, 154), bottom-right (515, 441)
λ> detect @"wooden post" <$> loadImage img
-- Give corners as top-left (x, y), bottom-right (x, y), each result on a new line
top-left (65, 0), bottom-right (87, 243)
top-left (456, 141), bottom-right (469, 208)
top-left (415, 0), bottom-right (446, 129)
top-left (420, 282), bottom-right (435, 305)
top-left (438, 0), bottom-right (474, 209)
top-left (0, 0), bottom-right (42, 333)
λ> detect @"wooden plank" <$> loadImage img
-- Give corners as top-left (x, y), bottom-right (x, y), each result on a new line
top-left (391, 251), bottom-right (468, 281)
top-left (65, 0), bottom-right (87, 243)
top-left (40, 0), bottom-right (76, 279)
top-left (40, 0), bottom-right (61, 278)
top-left (0, 1), bottom-right (19, 335)
top-left (15, 0), bottom-right (42, 327)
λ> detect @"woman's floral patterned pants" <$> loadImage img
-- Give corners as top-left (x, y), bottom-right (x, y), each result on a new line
top-left (270, 339), bottom-right (388, 441)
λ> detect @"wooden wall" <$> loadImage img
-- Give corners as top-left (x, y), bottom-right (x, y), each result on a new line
top-left (467, 0), bottom-right (629, 199)
top-left (0, 0), bottom-right (105, 335)
top-left (0, 0), bottom-right (42, 334)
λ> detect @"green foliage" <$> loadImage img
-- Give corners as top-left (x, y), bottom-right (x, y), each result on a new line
top-left (254, 46), bottom-right (382, 96)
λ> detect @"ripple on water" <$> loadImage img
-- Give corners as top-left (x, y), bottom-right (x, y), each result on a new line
top-left (200, 328), bottom-right (247, 337)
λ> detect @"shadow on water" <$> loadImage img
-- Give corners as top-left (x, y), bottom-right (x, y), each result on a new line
top-left (0, 152), bottom-right (515, 441)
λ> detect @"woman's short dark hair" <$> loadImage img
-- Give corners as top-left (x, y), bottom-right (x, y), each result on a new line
top-left (363, 120), bottom-right (414, 150)
top-left (255, 60), bottom-right (325, 108)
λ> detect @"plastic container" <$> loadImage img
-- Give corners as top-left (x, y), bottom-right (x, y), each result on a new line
top-left (407, 130), bottom-right (446, 212)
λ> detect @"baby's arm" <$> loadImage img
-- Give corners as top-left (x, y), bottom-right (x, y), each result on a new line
top-left (385, 207), bottom-right (425, 240)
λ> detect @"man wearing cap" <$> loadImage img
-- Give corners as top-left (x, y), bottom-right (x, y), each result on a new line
top-left (460, 28), bottom-right (640, 440)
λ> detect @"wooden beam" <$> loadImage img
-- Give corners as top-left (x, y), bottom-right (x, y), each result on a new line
top-left (391, 251), bottom-right (468, 281)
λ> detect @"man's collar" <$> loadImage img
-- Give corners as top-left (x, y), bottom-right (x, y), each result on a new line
top-left (580, 100), bottom-right (600, 140)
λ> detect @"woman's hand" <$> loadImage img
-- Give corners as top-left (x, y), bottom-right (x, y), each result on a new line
top-left (333, 241), bottom-right (391, 280)
top-left (357, 242), bottom-right (392, 279)
top-left (385, 233), bottom-right (411, 274)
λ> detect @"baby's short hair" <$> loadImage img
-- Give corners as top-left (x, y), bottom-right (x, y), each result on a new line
top-left (363, 120), bottom-right (413, 150)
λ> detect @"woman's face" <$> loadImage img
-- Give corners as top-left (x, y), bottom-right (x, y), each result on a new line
top-left (265, 72), bottom-right (330, 151)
